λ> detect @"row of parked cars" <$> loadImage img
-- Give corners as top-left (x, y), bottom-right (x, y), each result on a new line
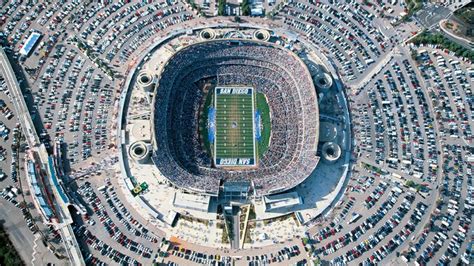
top-left (78, 2), bottom-right (135, 41)
top-left (247, 245), bottom-right (301, 265)
top-left (0, 84), bottom-right (50, 242)
top-left (115, 9), bottom-right (193, 63)
top-left (98, 183), bottom-right (160, 244)
top-left (34, 39), bottom-right (113, 161)
top-left (364, 201), bottom-right (427, 265)
top-left (311, 197), bottom-right (355, 243)
top-left (418, 50), bottom-right (473, 142)
top-left (360, 56), bottom-right (440, 183)
top-left (316, 187), bottom-right (403, 256)
top-left (74, 224), bottom-right (140, 266)
top-left (2, 0), bottom-right (195, 167)
top-left (367, 65), bottom-right (430, 176)
top-left (412, 48), bottom-right (473, 265)
top-left (332, 192), bottom-right (419, 264)
top-left (364, 181), bottom-right (388, 209)
top-left (2, 1), bottom-right (118, 162)
top-left (0, 186), bottom-right (21, 207)
top-left (0, 79), bottom-right (15, 120)
top-left (77, 182), bottom-right (153, 259)
top-left (170, 244), bottom-right (232, 265)
top-left (280, 0), bottom-right (389, 82)
top-left (1, 1), bottom-right (39, 46)
top-left (354, 104), bottom-right (376, 158)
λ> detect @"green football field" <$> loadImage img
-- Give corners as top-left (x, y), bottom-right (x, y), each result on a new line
top-left (214, 87), bottom-right (256, 166)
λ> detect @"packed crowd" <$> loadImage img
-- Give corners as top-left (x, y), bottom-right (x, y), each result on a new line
top-left (152, 40), bottom-right (320, 195)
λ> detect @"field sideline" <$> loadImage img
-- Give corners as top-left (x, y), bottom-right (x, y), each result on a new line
top-left (214, 87), bottom-right (256, 165)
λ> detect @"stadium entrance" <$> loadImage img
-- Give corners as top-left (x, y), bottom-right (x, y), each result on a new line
top-left (222, 181), bottom-right (250, 202)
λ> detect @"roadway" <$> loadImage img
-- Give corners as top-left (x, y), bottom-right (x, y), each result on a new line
top-left (0, 49), bottom-right (65, 265)
top-left (231, 213), bottom-right (240, 249)
top-left (0, 48), bottom-right (39, 147)
top-left (0, 47), bottom-right (85, 266)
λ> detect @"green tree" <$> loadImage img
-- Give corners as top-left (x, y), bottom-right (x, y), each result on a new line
top-left (405, 180), bottom-right (415, 187)
top-left (218, 0), bottom-right (226, 16)
top-left (411, 31), bottom-right (474, 61)
top-left (241, 0), bottom-right (251, 16)
top-left (0, 224), bottom-right (24, 266)
top-left (410, 49), bottom-right (418, 60)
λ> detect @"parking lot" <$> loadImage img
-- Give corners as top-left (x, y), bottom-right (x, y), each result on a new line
top-left (0, 0), bottom-right (472, 265)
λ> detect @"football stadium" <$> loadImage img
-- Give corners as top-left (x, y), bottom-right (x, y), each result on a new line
top-left (152, 40), bottom-right (320, 196)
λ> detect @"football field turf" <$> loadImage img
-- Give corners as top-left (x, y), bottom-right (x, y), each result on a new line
top-left (214, 87), bottom-right (256, 166)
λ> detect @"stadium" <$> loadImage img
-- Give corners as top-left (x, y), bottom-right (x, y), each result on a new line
top-left (151, 39), bottom-right (320, 196)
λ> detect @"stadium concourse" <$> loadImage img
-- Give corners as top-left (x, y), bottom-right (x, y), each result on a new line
top-left (152, 40), bottom-right (320, 196)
